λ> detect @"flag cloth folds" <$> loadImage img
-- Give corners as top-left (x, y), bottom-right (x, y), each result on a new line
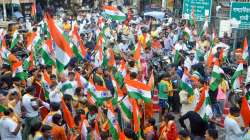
top-left (102, 5), bottom-right (126, 22)
top-left (12, 60), bottom-right (27, 80)
top-left (231, 63), bottom-right (244, 90)
top-left (23, 52), bottom-right (34, 70)
top-left (118, 95), bottom-right (132, 122)
top-left (61, 99), bottom-right (75, 129)
top-left (125, 78), bottom-right (151, 103)
top-left (194, 86), bottom-right (213, 120)
top-left (209, 61), bottom-right (224, 91)
top-left (10, 30), bottom-right (19, 50)
top-left (180, 70), bottom-right (194, 96)
top-left (240, 96), bottom-right (250, 127)
top-left (41, 39), bottom-right (55, 66)
top-left (107, 107), bottom-right (120, 140)
top-left (46, 14), bottom-right (74, 73)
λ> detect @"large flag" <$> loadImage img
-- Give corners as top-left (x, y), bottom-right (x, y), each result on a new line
top-left (240, 96), bottom-right (250, 127)
top-left (61, 99), bottom-right (75, 129)
top-left (12, 60), bottom-right (27, 80)
top-left (118, 95), bottom-right (132, 122)
top-left (23, 52), bottom-right (34, 70)
top-left (199, 16), bottom-right (208, 37)
top-left (41, 70), bottom-right (52, 100)
top-left (231, 63), bottom-right (244, 90)
top-left (243, 37), bottom-right (249, 61)
top-left (41, 39), bottom-right (55, 66)
top-left (70, 23), bottom-right (86, 60)
top-left (94, 44), bottom-right (103, 67)
top-left (102, 5), bottom-right (126, 22)
top-left (194, 86), bottom-right (213, 120)
top-left (125, 78), bottom-right (151, 103)
top-left (10, 30), bottom-right (19, 50)
top-left (133, 42), bottom-right (141, 61)
top-left (210, 60), bottom-right (224, 91)
top-left (46, 14), bottom-right (74, 72)
top-left (107, 107), bottom-right (120, 140)
top-left (87, 78), bottom-right (112, 105)
top-left (111, 75), bottom-right (123, 105)
top-left (173, 50), bottom-right (181, 65)
top-left (180, 70), bottom-right (194, 96)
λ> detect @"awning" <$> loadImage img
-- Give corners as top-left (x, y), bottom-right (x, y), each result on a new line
top-left (0, 0), bottom-right (34, 4)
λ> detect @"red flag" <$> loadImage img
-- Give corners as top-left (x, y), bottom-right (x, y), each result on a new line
top-left (240, 96), bottom-right (250, 127)
top-left (61, 99), bottom-right (75, 129)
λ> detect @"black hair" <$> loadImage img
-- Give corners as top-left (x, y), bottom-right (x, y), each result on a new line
top-left (30, 122), bottom-right (42, 136)
top-left (50, 102), bottom-right (60, 111)
top-left (179, 130), bottom-right (190, 137)
top-left (165, 113), bottom-right (175, 121)
top-left (148, 118), bottom-right (156, 126)
top-left (229, 106), bottom-right (240, 115)
top-left (128, 61), bottom-right (135, 67)
top-left (52, 113), bottom-right (62, 125)
top-left (207, 129), bottom-right (218, 139)
top-left (3, 108), bottom-right (13, 116)
top-left (130, 72), bottom-right (137, 79)
top-left (41, 125), bottom-right (52, 133)
top-left (75, 87), bottom-right (82, 94)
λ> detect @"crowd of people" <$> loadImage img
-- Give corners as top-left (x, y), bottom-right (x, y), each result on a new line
top-left (0, 2), bottom-right (250, 140)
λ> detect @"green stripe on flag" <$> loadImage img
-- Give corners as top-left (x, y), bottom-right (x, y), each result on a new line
top-left (120, 102), bottom-right (132, 119)
top-left (180, 81), bottom-right (194, 96)
top-left (61, 83), bottom-right (73, 92)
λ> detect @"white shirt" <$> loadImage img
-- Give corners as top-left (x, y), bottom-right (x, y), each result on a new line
top-left (174, 43), bottom-right (188, 51)
top-left (22, 94), bottom-right (38, 118)
top-left (60, 80), bottom-right (77, 97)
top-left (224, 116), bottom-right (245, 140)
top-left (0, 117), bottom-right (22, 140)
top-left (49, 88), bottom-right (63, 103)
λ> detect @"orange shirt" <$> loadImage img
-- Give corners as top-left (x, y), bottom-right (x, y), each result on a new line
top-left (51, 124), bottom-right (67, 140)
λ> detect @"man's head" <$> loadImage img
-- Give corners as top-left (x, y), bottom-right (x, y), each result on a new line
top-left (229, 106), bottom-right (240, 117)
top-left (41, 125), bottom-right (52, 138)
top-left (3, 108), bottom-right (14, 117)
top-left (52, 113), bottom-right (62, 126)
top-left (205, 129), bottom-right (218, 140)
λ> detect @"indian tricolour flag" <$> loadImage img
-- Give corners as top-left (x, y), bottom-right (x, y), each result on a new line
top-left (231, 63), bottom-right (244, 90)
top-left (243, 37), bottom-right (249, 61)
top-left (180, 70), bottom-right (194, 96)
top-left (125, 78), bottom-right (151, 103)
top-left (94, 45), bottom-right (103, 67)
top-left (41, 39), bottom-right (55, 66)
top-left (10, 30), bottom-right (19, 50)
top-left (70, 23), bottom-right (86, 59)
top-left (118, 95), bottom-right (132, 122)
top-left (87, 78), bottom-right (112, 105)
top-left (27, 33), bottom-right (42, 52)
top-left (210, 60), bottom-right (224, 91)
top-left (23, 52), bottom-right (34, 70)
top-left (41, 70), bottom-right (52, 100)
top-left (194, 86), bottom-right (213, 120)
top-left (111, 76), bottom-right (123, 105)
top-left (107, 108), bottom-right (120, 140)
top-left (102, 5), bottom-right (126, 22)
top-left (199, 17), bottom-right (208, 37)
top-left (46, 14), bottom-right (74, 73)
top-left (12, 61), bottom-right (27, 80)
